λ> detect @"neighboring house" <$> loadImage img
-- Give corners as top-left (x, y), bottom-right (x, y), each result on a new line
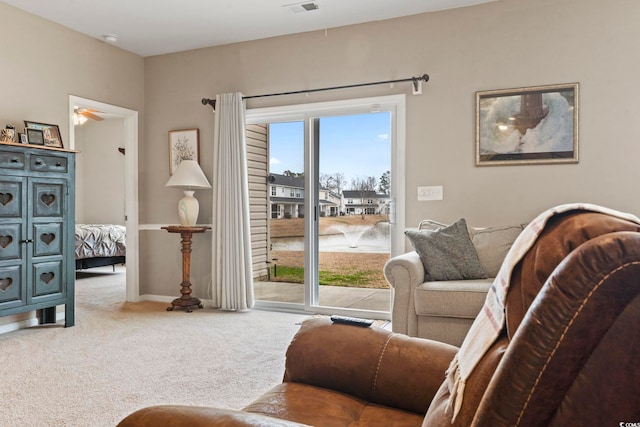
top-left (269, 174), bottom-right (378, 218)
top-left (269, 173), bottom-right (305, 218)
top-left (377, 194), bottom-right (391, 216)
top-left (342, 190), bottom-right (390, 215)
top-left (319, 188), bottom-right (341, 217)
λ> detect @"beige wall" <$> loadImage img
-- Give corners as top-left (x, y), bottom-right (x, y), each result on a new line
top-left (75, 118), bottom-right (126, 225)
top-left (0, 3), bottom-right (144, 325)
top-left (0, 3), bottom-right (144, 144)
top-left (142, 0), bottom-right (640, 299)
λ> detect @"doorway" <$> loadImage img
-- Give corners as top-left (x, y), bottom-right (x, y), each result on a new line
top-left (247, 95), bottom-right (406, 319)
top-left (68, 95), bottom-right (139, 302)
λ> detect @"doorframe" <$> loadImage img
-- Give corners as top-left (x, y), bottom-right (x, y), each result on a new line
top-left (246, 94), bottom-right (406, 317)
top-left (68, 95), bottom-right (140, 302)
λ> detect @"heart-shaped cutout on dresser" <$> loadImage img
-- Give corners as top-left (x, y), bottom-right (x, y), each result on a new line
top-left (40, 194), bottom-right (56, 207)
top-left (40, 233), bottom-right (55, 245)
top-left (0, 192), bottom-right (13, 206)
top-left (40, 272), bottom-right (55, 284)
top-left (0, 277), bottom-right (13, 292)
top-left (0, 235), bottom-right (12, 248)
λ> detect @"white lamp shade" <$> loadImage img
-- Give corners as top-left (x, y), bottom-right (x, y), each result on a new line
top-left (166, 160), bottom-right (211, 226)
top-left (165, 160), bottom-right (211, 189)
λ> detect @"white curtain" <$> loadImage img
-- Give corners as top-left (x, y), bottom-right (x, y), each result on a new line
top-left (211, 92), bottom-right (254, 310)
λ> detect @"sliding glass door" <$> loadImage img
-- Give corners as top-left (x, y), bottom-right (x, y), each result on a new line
top-left (315, 113), bottom-right (392, 312)
top-left (248, 95), bottom-right (405, 319)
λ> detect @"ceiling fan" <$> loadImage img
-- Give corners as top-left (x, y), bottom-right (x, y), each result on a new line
top-left (73, 107), bottom-right (104, 125)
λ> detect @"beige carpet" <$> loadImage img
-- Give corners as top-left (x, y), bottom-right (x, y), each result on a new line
top-left (0, 267), bottom-right (308, 426)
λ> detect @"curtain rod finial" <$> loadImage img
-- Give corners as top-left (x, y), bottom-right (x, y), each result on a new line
top-left (201, 98), bottom-right (216, 111)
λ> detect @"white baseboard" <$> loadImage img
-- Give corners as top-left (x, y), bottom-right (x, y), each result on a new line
top-left (0, 311), bottom-right (66, 335)
top-left (139, 294), bottom-right (175, 303)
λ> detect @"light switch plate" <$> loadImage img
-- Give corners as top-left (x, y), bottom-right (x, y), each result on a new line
top-left (417, 186), bottom-right (443, 201)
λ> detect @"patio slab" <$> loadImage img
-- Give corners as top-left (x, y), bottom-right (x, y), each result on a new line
top-left (254, 281), bottom-right (390, 312)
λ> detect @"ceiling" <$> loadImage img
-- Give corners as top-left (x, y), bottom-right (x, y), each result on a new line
top-left (3, 0), bottom-right (496, 57)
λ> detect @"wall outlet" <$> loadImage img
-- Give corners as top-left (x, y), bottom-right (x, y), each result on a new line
top-left (417, 185), bottom-right (443, 201)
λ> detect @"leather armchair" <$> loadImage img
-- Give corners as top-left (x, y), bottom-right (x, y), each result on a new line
top-left (119, 211), bottom-right (640, 426)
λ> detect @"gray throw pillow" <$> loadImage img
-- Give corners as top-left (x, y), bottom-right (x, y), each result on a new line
top-left (405, 218), bottom-right (487, 281)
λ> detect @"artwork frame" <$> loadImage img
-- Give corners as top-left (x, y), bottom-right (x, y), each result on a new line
top-left (168, 128), bottom-right (200, 175)
top-left (24, 121), bottom-right (64, 148)
top-left (26, 128), bottom-right (45, 146)
top-left (475, 83), bottom-right (579, 166)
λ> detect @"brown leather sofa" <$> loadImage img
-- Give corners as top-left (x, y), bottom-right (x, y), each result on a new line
top-left (118, 211), bottom-right (640, 426)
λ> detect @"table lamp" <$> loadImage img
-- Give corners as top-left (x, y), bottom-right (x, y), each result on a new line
top-left (165, 160), bottom-right (212, 226)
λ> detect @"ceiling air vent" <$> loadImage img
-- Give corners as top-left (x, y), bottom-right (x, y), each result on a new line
top-left (284, 1), bottom-right (320, 13)
top-left (301, 2), bottom-right (319, 11)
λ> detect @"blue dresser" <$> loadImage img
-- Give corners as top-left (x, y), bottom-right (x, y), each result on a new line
top-left (0, 142), bottom-right (76, 327)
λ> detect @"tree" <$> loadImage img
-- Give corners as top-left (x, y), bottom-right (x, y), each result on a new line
top-left (319, 172), bottom-right (346, 194)
top-left (351, 176), bottom-right (377, 192)
top-left (378, 170), bottom-right (390, 195)
top-left (283, 170), bottom-right (304, 178)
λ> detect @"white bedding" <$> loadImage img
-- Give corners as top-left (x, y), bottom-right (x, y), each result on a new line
top-left (75, 224), bottom-right (126, 260)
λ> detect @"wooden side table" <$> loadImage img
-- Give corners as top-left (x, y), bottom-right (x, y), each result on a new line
top-left (162, 225), bottom-right (210, 312)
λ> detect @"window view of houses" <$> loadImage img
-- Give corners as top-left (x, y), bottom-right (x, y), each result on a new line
top-left (268, 171), bottom-right (391, 219)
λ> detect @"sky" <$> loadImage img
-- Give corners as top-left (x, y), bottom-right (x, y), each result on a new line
top-left (268, 112), bottom-right (391, 189)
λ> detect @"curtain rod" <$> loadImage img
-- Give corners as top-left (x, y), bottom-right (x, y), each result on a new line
top-left (201, 73), bottom-right (429, 110)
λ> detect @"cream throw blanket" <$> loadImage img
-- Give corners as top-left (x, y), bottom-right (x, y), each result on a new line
top-left (445, 203), bottom-right (640, 422)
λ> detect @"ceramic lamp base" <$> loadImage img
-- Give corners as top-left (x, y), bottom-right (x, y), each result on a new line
top-left (178, 190), bottom-right (199, 226)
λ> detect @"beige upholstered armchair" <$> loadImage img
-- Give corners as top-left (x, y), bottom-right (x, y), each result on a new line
top-left (384, 219), bottom-right (524, 345)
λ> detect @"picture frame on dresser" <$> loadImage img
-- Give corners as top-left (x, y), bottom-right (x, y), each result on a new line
top-left (26, 128), bottom-right (45, 145)
top-left (24, 121), bottom-right (64, 148)
top-left (475, 83), bottom-right (579, 166)
top-left (168, 128), bottom-right (199, 175)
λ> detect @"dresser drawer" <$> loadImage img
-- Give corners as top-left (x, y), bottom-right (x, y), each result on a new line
top-left (0, 265), bottom-right (25, 309)
top-left (0, 150), bottom-right (26, 170)
top-left (30, 154), bottom-right (68, 173)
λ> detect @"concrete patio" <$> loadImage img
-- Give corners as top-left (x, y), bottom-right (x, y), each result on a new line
top-left (254, 281), bottom-right (391, 312)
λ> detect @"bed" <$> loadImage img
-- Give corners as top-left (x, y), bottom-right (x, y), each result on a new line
top-left (75, 224), bottom-right (126, 270)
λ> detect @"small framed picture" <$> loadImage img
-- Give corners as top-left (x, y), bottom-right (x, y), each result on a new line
top-left (24, 121), bottom-right (63, 148)
top-left (19, 133), bottom-right (27, 144)
top-left (26, 128), bottom-right (45, 145)
top-left (168, 128), bottom-right (199, 175)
